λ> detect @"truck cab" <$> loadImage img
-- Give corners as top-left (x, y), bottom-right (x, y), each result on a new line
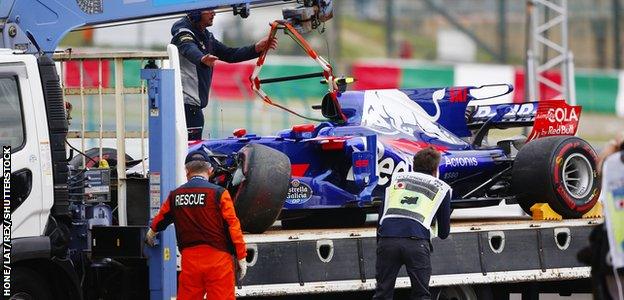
top-left (2, 50), bottom-right (56, 239)
top-left (1, 50), bottom-right (80, 299)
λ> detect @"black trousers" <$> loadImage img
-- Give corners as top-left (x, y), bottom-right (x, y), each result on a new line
top-left (184, 104), bottom-right (204, 140)
top-left (373, 237), bottom-right (432, 300)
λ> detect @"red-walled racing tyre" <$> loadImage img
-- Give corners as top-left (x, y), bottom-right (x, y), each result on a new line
top-left (512, 136), bottom-right (600, 218)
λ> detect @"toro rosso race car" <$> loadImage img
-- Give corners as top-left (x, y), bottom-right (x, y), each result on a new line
top-left (193, 85), bottom-right (600, 233)
top-left (188, 21), bottom-right (600, 233)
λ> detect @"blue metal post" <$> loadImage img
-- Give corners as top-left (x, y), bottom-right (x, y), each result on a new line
top-left (141, 68), bottom-right (178, 300)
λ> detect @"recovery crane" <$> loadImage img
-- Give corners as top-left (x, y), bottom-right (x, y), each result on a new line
top-left (0, 0), bottom-right (600, 299)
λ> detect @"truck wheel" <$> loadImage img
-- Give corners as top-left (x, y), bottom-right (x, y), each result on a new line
top-left (69, 147), bottom-right (134, 169)
top-left (234, 144), bottom-right (291, 234)
top-left (11, 267), bottom-right (51, 300)
top-left (512, 136), bottom-right (600, 218)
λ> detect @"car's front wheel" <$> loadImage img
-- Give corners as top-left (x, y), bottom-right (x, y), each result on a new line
top-left (233, 144), bottom-right (291, 234)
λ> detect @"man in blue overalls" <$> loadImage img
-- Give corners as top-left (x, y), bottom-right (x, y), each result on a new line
top-left (374, 147), bottom-right (452, 300)
top-left (171, 9), bottom-right (277, 140)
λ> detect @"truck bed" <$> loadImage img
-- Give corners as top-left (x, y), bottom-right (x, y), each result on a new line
top-left (236, 216), bottom-right (601, 297)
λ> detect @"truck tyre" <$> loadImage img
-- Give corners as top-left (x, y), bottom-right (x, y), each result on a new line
top-left (512, 136), bottom-right (600, 218)
top-left (234, 144), bottom-right (291, 234)
top-left (11, 267), bottom-right (52, 300)
top-left (69, 147), bottom-right (134, 169)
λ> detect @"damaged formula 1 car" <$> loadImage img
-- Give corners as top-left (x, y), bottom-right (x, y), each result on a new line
top-left (188, 21), bottom-right (601, 233)
top-left (196, 86), bottom-right (600, 232)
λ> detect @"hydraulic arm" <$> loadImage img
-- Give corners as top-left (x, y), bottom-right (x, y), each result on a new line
top-left (0, 0), bottom-right (332, 55)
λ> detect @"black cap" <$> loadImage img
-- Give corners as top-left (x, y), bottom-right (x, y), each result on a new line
top-left (185, 150), bottom-right (211, 164)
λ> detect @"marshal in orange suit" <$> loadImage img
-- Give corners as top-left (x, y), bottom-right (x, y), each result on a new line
top-left (146, 150), bottom-right (247, 300)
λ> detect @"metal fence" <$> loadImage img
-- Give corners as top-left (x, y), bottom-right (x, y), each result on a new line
top-left (54, 51), bottom-right (172, 225)
top-left (53, 51), bottom-right (324, 167)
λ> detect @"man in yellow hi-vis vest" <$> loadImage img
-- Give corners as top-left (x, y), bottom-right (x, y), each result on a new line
top-left (374, 147), bottom-right (452, 300)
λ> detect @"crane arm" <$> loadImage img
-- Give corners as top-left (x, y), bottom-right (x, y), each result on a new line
top-left (0, 0), bottom-right (312, 55)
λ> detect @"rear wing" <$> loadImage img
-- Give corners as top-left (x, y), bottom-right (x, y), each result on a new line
top-left (467, 100), bottom-right (582, 141)
top-left (468, 102), bottom-right (538, 130)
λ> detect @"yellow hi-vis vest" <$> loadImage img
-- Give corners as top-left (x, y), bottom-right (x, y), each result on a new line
top-left (601, 153), bottom-right (624, 269)
top-left (380, 172), bottom-right (451, 234)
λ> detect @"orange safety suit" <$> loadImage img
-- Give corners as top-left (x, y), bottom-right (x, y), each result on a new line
top-left (151, 176), bottom-right (246, 300)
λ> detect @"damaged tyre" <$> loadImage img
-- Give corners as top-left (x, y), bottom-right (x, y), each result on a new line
top-left (234, 144), bottom-right (291, 233)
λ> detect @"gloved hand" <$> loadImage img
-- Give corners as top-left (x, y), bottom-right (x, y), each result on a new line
top-left (237, 258), bottom-right (247, 280)
top-left (145, 228), bottom-right (157, 247)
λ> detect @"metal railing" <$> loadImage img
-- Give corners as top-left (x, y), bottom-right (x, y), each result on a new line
top-left (54, 51), bottom-right (168, 226)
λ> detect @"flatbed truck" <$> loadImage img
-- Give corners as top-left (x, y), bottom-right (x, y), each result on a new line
top-left (0, 1), bottom-right (601, 299)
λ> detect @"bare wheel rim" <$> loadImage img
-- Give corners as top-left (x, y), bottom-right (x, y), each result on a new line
top-left (562, 153), bottom-right (592, 199)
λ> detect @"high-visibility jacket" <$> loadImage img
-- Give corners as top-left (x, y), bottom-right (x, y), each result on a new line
top-left (380, 172), bottom-right (451, 237)
top-left (151, 176), bottom-right (246, 259)
top-left (600, 152), bottom-right (624, 269)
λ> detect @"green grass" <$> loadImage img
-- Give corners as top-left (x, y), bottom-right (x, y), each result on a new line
top-left (340, 17), bottom-right (387, 58)
top-left (342, 17), bottom-right (386, 41)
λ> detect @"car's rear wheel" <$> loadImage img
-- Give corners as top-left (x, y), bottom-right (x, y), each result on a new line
top-left (234, 144), bottom-right (291, 233)
top-left (512, 136), bottom-right (600, 218)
